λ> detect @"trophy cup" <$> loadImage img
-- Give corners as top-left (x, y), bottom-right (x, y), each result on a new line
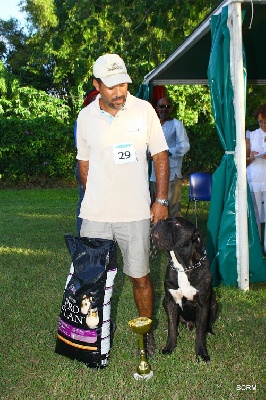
top-left (128, 317), bottom-right (154, 380)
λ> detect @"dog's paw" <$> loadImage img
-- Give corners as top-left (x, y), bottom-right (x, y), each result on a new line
top-left (162, 347), bottom-right (174, 355)
top-left (196, 354), bottom-right (210, 363)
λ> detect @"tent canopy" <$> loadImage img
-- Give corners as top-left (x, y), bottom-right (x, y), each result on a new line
top-left (144, 0), bottom-right (266, 86)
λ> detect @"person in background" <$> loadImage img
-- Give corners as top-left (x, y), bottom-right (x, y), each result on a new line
top-left (74, 87), bottom-right (99, 236)
top-left (76, 54), bottom-right (169, 357)
top-left (150, 97), bottom-right (190, 217)
top-left (246, 103), bottom-right (266, 255)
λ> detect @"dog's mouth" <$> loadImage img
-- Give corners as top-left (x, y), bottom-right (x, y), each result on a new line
top-left (151, 220), bottom-right (174, 250)
top-left (151, 235), bottom-right (161, 247)
top-left (151, 229), bottom-right (175, 251)
top-left (151, 230), bottom-right (160, 240)
top-left (151, 218), bottom-right (183, 251)
top-left (150, 232), bottom-right (161, 247)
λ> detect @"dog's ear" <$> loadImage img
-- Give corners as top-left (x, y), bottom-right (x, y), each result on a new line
top-left (192, 229), bottom-right (202, 248)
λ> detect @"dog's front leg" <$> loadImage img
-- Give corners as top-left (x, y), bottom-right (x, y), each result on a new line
top-left (162, 291), bottom-right (180, 354)
top-left (195, 302), bottom-right (210, 362)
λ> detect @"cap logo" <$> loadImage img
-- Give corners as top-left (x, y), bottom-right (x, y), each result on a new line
top-left (108, 62), bottom-right (123, 72)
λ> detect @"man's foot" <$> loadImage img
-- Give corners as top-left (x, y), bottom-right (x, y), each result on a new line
top-left (144, 332), bottom-right (156, 358)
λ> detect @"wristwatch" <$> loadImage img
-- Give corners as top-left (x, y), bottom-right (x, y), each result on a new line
top-left (155, 198), bottom-right (169, 207)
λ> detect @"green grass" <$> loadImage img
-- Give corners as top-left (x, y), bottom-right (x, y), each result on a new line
top-left (0, 187), bottom-right (265, 400)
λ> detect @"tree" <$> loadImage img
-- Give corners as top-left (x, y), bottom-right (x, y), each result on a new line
top-left (166, 84), bottom-right (214, 127)
top-left (1, 0), bottom-right (219, 117)
top-left (0, 60), bottom-right (70, 119)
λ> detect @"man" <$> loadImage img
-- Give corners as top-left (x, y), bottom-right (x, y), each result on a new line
top-left (150, 97), bottom-right (190, 217)
top-left (76, 54), bottom-right (169, 356)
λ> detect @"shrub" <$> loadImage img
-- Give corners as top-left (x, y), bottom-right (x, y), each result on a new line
top-left (182, 123), bottom-right (224, 178)
top-left (0, 116), bottom-right (224, 186)
top-left (0, 116), bottom-right (76, 186)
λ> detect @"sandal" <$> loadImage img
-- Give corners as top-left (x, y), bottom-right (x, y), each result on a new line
top-left (143, 332), bottom-right (156, 358)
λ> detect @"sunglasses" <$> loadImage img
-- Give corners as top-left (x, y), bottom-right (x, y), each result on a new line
top-left (158, 104), bottom-right (171, 109)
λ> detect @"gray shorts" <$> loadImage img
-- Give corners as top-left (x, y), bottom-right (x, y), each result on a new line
top-left (80, 219), bottom-right (150, 278)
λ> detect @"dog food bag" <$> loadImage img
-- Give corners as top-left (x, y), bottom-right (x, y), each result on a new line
top-left (55, 235), bottom-right (117, 368)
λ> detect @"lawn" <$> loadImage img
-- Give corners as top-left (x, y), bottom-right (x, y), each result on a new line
top-left (0, 187), bottom-right (265, 400)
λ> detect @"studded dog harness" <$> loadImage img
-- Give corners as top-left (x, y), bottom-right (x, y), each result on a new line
top-left (169, 250), bottom-right (207, 273)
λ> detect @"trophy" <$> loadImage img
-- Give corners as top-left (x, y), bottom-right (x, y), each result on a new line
top-left (128, 317), bottom-right (154, 380)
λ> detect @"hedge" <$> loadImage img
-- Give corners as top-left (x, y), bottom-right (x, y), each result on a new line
top-left (0, 117), bottom-right (76, 187)
top-left (0, 118), bottom-right (223, 187)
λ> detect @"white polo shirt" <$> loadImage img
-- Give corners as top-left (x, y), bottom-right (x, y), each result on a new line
top-left (76, 92), bottom-right (168, 222)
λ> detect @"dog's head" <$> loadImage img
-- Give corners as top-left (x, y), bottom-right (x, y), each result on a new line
top-left (151, 217), bottom-right (203, 262)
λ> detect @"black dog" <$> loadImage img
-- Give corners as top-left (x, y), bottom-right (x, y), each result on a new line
top-left (151, 217), bottom-right (218, 362)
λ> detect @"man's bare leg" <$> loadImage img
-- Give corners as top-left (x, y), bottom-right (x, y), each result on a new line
top-left (130, 273), bottom-right (155, 357)
top-left (130, 273), bottom-right (154, 318)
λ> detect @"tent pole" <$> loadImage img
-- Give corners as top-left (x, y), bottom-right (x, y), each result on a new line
top-left (228, 2), bottom-right (249, 290)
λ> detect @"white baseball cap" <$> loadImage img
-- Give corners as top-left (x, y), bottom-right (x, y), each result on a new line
top-left (93, 54), bottom-right (132, 87)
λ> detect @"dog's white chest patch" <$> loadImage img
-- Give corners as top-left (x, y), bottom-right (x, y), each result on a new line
top-left (169, 251), bottom-right (198, 307)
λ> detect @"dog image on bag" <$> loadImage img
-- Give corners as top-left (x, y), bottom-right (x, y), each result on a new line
top-left (86, 308), bottom-right (99, 329)
top-left (80, 295), bottom-right (92, 315)
top-left (151, 217), bottom-right (218, 362)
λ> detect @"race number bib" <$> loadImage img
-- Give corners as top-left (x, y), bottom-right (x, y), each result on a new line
top-left (113, 142), bottom-right (137, 164)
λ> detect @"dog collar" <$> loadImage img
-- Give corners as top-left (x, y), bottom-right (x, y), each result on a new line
top-left (170, 250), bottom-right (207, 272)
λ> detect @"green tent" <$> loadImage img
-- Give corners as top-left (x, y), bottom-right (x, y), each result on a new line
top-left (143, 0), bottom-right (266, 290)
top-left (207, 5), bottom-right (266, 286)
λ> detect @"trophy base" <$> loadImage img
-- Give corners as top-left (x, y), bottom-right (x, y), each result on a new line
top-left (133, 370), bottom-right (153, 381)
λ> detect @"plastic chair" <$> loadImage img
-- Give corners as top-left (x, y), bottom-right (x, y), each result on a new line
top-left (185, 172), bottom-right (212, 227)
